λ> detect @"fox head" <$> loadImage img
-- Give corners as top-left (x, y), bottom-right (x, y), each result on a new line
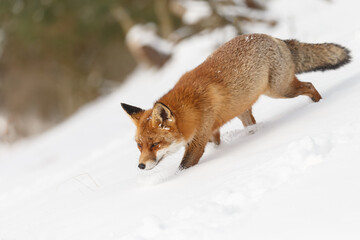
top-left (121, 102), bottom-right (185, 170)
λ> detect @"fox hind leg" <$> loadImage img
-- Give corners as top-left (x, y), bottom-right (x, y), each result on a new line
top-left (284, 76), bottom-right (322, 102)
top-left (238, 108), bottom-right (257, 134)
top-left (238, 108), bottom-right (256, 127)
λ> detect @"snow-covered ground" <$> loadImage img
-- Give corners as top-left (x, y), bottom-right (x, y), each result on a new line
top-left (1, 0), bottom-right (360, 239)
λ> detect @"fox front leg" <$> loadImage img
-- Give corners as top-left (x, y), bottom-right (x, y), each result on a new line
top-left (179, 137), bottom-right (207, 170)
top-left (208, 129), bottom-right (221, 145)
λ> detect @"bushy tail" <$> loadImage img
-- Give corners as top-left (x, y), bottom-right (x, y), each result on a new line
top-left (284, 39), bottom-right (351, 74)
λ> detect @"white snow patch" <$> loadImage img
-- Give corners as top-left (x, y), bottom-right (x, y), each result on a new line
top-left (181, 0), bottom-right (212, 25)
top-left (126, 23), bottom-right (174, 55)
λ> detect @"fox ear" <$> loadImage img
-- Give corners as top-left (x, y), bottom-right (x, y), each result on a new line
top-left (121, 103), bottom-right (145, 125)
top-left (152, 102), bottom-right (175, 128)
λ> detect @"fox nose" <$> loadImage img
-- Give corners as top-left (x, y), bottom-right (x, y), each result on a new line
top-left (138, 163), bottom-right (146, 169)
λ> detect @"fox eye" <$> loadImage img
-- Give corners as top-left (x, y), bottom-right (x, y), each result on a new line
top-left (150, 142), bottom-right (160, 150)
top-left (137, 142), bottom-right (142, 151)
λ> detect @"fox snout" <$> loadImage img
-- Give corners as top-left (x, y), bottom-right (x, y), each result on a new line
top-left (138, 163), bottom-right (146, 169)
top-left (138, 158), bottom-right (158, 170)
top-left (137, 149), bottom-right (158, 170)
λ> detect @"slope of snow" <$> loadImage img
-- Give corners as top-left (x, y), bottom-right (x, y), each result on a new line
top-left (1, 0), bottom-right (360, 239)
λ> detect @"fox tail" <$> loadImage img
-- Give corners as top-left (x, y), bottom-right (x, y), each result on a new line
top-left (284, 39), bottom-right (351, 74)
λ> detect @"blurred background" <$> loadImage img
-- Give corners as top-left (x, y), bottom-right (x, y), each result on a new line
top-left (0, 0), bottom-right (276, 143)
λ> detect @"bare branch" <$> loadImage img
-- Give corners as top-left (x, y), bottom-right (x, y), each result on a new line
top-left (245, 0), bottom-right (266, 10)
top-left (111, 6), bottom-right (135, 34)
top-left (155, 0), bottom-right (174, 38)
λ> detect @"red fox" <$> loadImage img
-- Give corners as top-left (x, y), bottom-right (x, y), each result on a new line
top-left (121, 34), bottom-right (351, 170)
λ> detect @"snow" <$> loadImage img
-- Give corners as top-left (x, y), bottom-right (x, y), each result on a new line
top-left (126, 23), bottom-right (174, 55)
top-left (1, 0), bottom-right (360, 239)
top-left (181, 0), bottom-right (212, 25)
